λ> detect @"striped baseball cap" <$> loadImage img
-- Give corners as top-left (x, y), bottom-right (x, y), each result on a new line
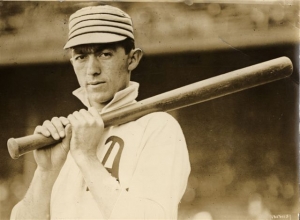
top-left (64, 5), bottom-right (134, 49)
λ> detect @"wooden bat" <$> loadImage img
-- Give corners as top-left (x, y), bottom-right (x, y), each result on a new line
top-left (7, 56), bottom-right (293, 159)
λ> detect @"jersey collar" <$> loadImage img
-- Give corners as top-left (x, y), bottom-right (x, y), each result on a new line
top-left (72, 81), bottom-right (139, 113)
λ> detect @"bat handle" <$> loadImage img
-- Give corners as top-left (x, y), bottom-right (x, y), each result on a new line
top-left (7, 134), bottom-right (60, 159)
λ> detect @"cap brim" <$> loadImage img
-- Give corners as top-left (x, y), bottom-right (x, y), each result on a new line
top-left (64, 33), bottom-right (127, 49)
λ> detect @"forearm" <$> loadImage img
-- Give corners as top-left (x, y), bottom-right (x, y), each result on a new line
top-left (11, 167), bottom-right (59, 219)
top-left (75, 156), bottom-right (121, 219)
top-left (75, 156), bottom-right (166, 219)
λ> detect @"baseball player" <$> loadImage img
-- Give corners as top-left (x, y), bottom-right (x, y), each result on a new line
top-left (10, 5), bottom-right (190, 219)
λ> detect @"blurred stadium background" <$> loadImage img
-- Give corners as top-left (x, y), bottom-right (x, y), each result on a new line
top-left (0, 1), bottom-right (299, 219)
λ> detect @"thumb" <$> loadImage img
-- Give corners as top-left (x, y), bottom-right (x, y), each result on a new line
top-left (61, 124), bottom-right (72, 152)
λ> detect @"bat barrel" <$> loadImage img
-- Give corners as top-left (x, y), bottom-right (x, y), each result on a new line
top-left (102, 56), bottom-right (292, 126)
top-left (7, 56), bottom-right (293, 159)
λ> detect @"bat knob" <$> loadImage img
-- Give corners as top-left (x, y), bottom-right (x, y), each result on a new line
top-left (7, 138), bottom-right (20, 159)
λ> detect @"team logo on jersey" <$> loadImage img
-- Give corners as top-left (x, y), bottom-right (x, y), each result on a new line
top-left (102, 136), bottom-right (124, 181)
top-left (86, 136), bottom-right (124, 191)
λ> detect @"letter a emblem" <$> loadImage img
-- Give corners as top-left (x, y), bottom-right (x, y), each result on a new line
top-left (102, 136), bottom-right (124, 181)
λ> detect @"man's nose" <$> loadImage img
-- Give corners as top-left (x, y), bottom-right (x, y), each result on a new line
top-left (86, 55), bottom-right (101, 76)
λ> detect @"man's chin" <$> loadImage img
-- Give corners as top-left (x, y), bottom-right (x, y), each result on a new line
top-left (88, 94), bottom-right (113, 107)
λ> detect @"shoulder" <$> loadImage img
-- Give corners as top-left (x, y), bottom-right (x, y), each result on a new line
top-left (135, 112), bottom-right (189, 163)
top-left (137, 112), bottom-right (181, 130)
top-left (135, 112), bottom-right (186, 143)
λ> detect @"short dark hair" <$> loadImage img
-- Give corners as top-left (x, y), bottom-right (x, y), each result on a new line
top-left (117, 38), bottom-right (135, 54)
top-left (71, 38), bottom-right (135, 55)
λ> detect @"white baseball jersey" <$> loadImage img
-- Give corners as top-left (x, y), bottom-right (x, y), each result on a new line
top-left (12, 81), bottom-right (191, 219)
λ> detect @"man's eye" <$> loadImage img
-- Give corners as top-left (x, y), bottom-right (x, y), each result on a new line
top-left (99, 52), bottom-right (112, 58)
top-left (75, 55), bottom-right (86, 60)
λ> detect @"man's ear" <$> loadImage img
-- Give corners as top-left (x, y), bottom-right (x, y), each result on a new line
top-left (69, 49), bottom-right (75, 66)
top-left (128, 48), bottom-right (143, 71)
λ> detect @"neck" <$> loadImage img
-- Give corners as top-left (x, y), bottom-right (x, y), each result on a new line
top-left (89, 100), bottom-right (109, 112)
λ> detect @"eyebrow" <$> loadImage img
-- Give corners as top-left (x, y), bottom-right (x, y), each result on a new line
top-left (72, 44), bottom-right (117, 54)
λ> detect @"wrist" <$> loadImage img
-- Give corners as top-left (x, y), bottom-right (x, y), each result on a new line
top-left (36, 167), bottom-right (60, 180)
top-left (72, 154), bottom-right (114, 181)
top-left (72, 153), bottom-right (99, 167)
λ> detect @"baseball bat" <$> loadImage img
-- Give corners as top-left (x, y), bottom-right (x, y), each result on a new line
top-left (7, 57), bottom-right (293, 159)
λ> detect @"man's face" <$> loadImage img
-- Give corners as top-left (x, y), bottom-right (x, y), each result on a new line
top-left (70, 44), bottom-right (131, 110)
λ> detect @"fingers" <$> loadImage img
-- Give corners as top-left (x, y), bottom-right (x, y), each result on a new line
top-left (61, 124), bottom-right (72, 153)
top-left (72, 109), bottom-right (95, 122)
top-left (33, 107), bottom-right (102, 142)
top-left (34, 117), bottom-right (70, 140)
top-left (68, 107), bottom-right (103, 127)
top-left (59, 116), bottom-right (70, 126)
top-left (43, 119), bottom-right (60, 140)
top-left (72, 110), bottom-right (86, 122)
top-left (51, 117), bottom-right (66, 139)
top-left (34, 125), bottom-right (51, 137)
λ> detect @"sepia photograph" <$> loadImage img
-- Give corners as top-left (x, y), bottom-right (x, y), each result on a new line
top-left (0, 1), bottom-right (299, 219)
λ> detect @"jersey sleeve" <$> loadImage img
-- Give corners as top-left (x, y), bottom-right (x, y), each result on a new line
top-left (109, 112), bottom-right (191, 219)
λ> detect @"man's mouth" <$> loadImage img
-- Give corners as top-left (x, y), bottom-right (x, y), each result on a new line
top-left (88, 81), bottom-right (105, 86)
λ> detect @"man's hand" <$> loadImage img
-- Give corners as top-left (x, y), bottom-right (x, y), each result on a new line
top-left (33, 117), bottom-right (71, 172)
top-left (67, 107), bottom-right (104, 163)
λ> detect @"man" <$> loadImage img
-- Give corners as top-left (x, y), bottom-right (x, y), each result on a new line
top-left (11, 5), bottom-right (190, 219)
